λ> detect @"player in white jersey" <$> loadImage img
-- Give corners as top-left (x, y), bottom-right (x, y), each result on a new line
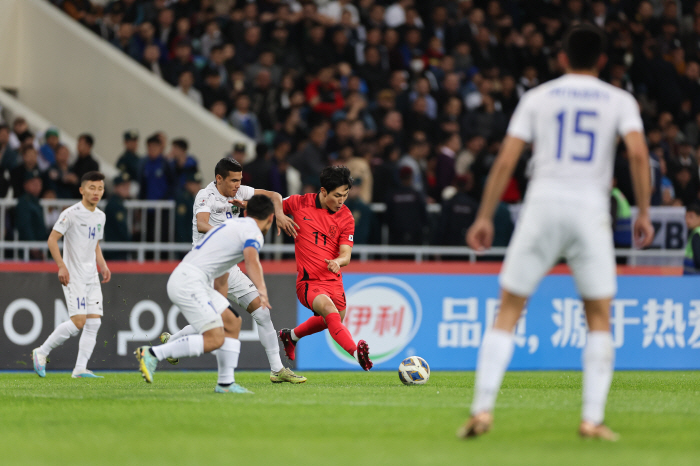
top-left (160, 157), bottom-right (305, 383)
top-left (458, 25), bottom-right (655, 441)
top-left (32, 172), bottom-right (110, 379)
top-left (135, 195), bottom-right (277, 392)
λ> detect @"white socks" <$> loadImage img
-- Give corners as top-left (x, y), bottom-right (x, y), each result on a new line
top-left (582, 331), bottom-right (614, 425)
top-left (251, 307), bottom-right (284, 372)
top-left (152, 334), bottom-right (204, 361)
top-left (290, 329), bottom-right (299, 341)
top-left (74, 318), bottom-right (101, 372)
top-left (216, 337), bottom-right (241, 386)
top-left (170, 325), bottom-right (197, 341)
top-left (471, 329), bottom-right (515, 415)
top-left (39, 320), bottom-right (80, 355)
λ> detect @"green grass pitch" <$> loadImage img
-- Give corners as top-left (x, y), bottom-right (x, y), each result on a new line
top-left (1, 371), bottom-right (699, 466)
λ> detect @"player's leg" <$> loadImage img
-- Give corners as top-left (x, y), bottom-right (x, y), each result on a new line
top-left (136, 267), bottom-right (227, 383)
top-left (459, 201), bottom-right (562, 438)
top-left (567, 209), bottom-right (618, 440)
top-left (312, 291), bottom-right (373, 371)
top-left (213, 306), bottom-right (252, 393)
top-left (72, 283), bottom-right (104, 378)
top-left (32, 283), bottom-right (84, 377)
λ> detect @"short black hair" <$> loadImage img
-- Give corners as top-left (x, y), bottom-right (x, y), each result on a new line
top-left (688, 202), bottom-right (700, 216)
top-left (320, 165), bottom-right (353, 193)
top-left (563, 23), bottom-right (606, 70)
top-left (172, 138), bottom-right (188, 151)
top-left (81, 171), bottom-right (105, 184)
top-left (215, 157), bottom-right (242, 179)
top-left (146, 134), bottom-right (161, 145)
top-left (246, 194), bottom-right (275, 220)
top-left (79, 133), bottom-right (94, 147)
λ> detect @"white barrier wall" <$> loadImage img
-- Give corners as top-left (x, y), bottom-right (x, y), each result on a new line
top-left (0, 0), bottom-right (253, 179)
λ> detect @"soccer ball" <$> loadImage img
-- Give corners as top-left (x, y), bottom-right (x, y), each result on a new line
top-left (398, 356), bottom-right (430, 385)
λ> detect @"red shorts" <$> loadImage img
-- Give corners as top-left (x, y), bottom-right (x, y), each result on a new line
top-left (296, 280), bottom-right (346, 313)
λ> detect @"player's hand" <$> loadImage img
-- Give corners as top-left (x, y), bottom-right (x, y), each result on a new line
top-left (633, 213), bottom-right (655, 248)
top-left (325, 259), bottom-right (341, 275)
top-left (100, 265), bottom-right (111, 283)
top-left (276, 214), bottom-right (299, 238)
top-left (466, 217), bottom-right (495, 252)
top-left (58, 265), bottom-right (70, 286)
top-left (230, 199), bottom-right (247, 210)
top-left (259, 292), bottom-right (271, 310)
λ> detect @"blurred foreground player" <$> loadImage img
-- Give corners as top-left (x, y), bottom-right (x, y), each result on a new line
top-left (136, 196), bottom-right (277, 392)
top-left (459, 24), bottom-right (654, 440)
top-left (278, 166), bottom-right (373, 371)
top-left (33, 172), bottom-right (110, 378)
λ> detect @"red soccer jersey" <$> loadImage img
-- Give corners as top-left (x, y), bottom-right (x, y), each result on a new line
top-left (283, 193), bottom-right (355, 283)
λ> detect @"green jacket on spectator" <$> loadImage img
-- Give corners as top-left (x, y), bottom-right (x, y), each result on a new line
top-left (175, 189), bottom-right (195, 244)
top-left (16, 192), bottom-right (46, 241)
top-left (104, 192), bottom-right (131, 260)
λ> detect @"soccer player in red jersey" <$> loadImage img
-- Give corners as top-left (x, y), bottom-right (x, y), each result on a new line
top-left (278, 166), bottom-right (373, 370)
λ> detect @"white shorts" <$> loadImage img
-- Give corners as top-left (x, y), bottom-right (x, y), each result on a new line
top-left (226, 265), bottom-right (259, 311)
top-left (62, 281), bottom-right (103, 317)
top-left (499, 198), bottom-right (617, 300)
top-left (167, 263), bottom-right (229, 333)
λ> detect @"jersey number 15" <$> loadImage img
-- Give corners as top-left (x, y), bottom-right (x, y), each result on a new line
top-left (555, 109), bottom-right (598, 162)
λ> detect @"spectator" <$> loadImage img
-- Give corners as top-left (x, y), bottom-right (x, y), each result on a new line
top-left (166, 39), bottom-right (198, 86)
top-left (46, 144), bottom-right (80, 199)
top-left (269, 137), bottom-right (301, 198)
top-left (116, 129), bottom-right (141, 181)
top-left (386, 165), bottom-right (427, 245)
top-left (10, 146), bottom-right (46, 198)
top-left (139, 134), bottom-right (174, 200)
top-left (229, 93), bottom-right (262, 142)
top-left (201, 67), bottom-right (229, 111)
top-left (9, 117), bottom-right (38, 151)
top-left (16, 170), bottom-right (47, 260)
top-left (0, 123), bottom-right (19, 172)
top-left (289, 122), bottom-right (329, 187)
top-left (357, 46), bottom-right (389, 99)
top-left (39, 127), bottom-right (60, 171)
top-left (435, 132), bottom-right (461, 200)
top-left (71, 133), bottom-right (99, 181)
top-left (141, 43), bottom-right (164, 79)
top-left (344, 177), bottom-right (373, 244)
top-left (174, 171), bottom-right (202, 245)
top-left (438, 174), bottom-right (478, 246)
top-left (176, 70), bottom-right (203, 106)
top-left (399, 138), bottom-right (430, 195)
top-left (103, 173), bottom-right (132, 260)
top-left (244, 143), bottom-right (272, 191)
top-left (306, 66), bottom-right (345, 119)
top-left (249, 69), bottom-right (279, 132)
top-left (170, 138), bottom-right (198, 191)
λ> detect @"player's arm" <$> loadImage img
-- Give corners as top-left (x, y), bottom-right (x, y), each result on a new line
top-left (467, 135), bottom-right (527, 251)
top-left (253, 189), bottom-right (299, 237)
top-left (196, 212), bottom-right (214, 234)
top-left (624, 131), bottom-right (654, 248)
top-left (326, 244), bottom-right (352, 275)
top-left (243, 246), bottom-right (270, 309)
top-left (47, 230), bottom-right (70, 286)
top-left (95, 242), bottom-right (111, 283)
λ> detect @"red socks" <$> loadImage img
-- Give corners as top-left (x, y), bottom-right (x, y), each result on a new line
top-left (294, 315), bottom-right (327, 339)
top-left (324, 313), bottom-right (357, 356)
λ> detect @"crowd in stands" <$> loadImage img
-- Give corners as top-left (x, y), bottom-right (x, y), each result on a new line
top-left (4, 0), bottom-right (700, 254)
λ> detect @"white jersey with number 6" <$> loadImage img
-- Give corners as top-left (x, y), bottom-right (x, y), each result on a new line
top-left (191, 181), bottom-right (255, 247)
top-left (52, 202), bottom-right (106, 285)
top-left (508, 74), bottom-right (643, 208)
top-left (183, 217), bottom-right (264, 282)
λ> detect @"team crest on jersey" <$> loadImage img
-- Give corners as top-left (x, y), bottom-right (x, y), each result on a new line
top-left (232, 206), bottom-right (240, 215)
top-left (98, 224), bottom-right (102, 232)
top-left (329, 225), bottom-right (338, 238)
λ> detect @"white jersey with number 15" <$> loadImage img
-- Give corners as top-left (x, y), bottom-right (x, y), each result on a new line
top-left (508, 74), bottom-right (644, 207)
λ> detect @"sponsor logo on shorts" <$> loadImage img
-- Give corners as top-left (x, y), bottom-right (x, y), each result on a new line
top-left (326, 277), bottom-right (422, 365)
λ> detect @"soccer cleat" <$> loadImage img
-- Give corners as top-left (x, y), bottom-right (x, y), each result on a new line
top-left (457, 412), bottom-right (494, 439)
top-left (32, 348), bottom-right (46, 378)
top-left (215, 383), bottom-right (253, 394)
top-left (71, 370), bottom-right (103, 379)
top-left (579, 421), bottom-right (620, 441)
top-left (270, 367), bottom-right (307, 384)
top-left (356, 340), bottom-right (373, 371)
top-left (159, 332), bottom-right (179, 365)
top-left (279, 328), bottom-right (297, 361)
top-left (135, 346), bottom-right (158, 383)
